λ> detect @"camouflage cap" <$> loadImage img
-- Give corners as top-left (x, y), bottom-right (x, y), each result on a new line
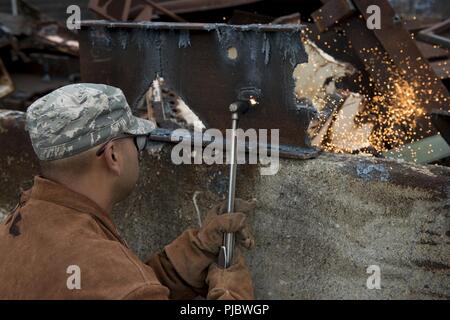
top-left (26, 83), bottom-right (156, 161)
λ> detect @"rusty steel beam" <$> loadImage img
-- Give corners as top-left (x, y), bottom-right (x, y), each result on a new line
top-left (80, 20), bottom-right (301, 31)
top-left (344, 18), bottom-right (442, 139)
top-left (415, 41), bottom-right (449, 61)
top-left (430, 60), bottom-right (450, 80)
top-left (88, 0), bottom-right (158, 22)
top-left (312, 0), bottom-right (448, 112)
top-left (311, 0), bottom-right (355, 32)
top-left (272, 13), bottom-right (301, 25)
top-left (142, 0), bottom-right (186, 22)
top-left (228, 10), bottom-right (274, 25)
top-left (418, 18), bottom-right (450, 50)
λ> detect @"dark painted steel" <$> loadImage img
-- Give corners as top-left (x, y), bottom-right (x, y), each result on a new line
top-left (79, 21), bottom-right (314, 148)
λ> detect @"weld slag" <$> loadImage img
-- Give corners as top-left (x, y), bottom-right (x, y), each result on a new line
top-left (170, 128), bottom-right (280, 176)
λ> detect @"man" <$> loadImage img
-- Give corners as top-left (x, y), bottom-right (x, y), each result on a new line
top-left (0, 83), bottom-right (255, 299)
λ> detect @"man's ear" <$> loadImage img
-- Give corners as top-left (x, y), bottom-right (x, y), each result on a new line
top-left (103, 142), bottom-right (121, 176)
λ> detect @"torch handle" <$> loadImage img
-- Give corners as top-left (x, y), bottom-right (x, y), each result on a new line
top-left (218, 112), bottom-right (239, 268)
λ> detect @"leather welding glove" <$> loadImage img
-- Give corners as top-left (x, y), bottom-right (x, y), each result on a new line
top-left (206, 248), bottom-right (254, 300)
top-left (196, 198), bottom-right (256, 254)
top-left (163, 198), bottom-right (256, 291)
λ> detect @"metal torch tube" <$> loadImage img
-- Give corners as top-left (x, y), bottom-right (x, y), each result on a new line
top-left (222, 112), bottom-right (239, 268)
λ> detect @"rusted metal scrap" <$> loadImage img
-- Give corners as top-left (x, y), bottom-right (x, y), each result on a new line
top-left (88, 0), bottom-right (186, 22)
top-left (418, 18), bottom-right (450, 50)
top-left (431, 109), bottom-right (450, 144)
top-left (0, 12), bottom-right (34, 37)
top-left (311, 0), bottom-right (448, 113)
top-left (34, 22), bottom-right (79, 56)
top-left (88, 0), bottom-right (265, 22)
top-left (142, 0), bottom-right (186, 22)
top-left (309, 0), bottom-right (449, 152)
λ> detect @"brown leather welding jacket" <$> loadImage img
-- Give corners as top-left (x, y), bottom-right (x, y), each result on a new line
top-left (0, 176), bottom-right (210, 299)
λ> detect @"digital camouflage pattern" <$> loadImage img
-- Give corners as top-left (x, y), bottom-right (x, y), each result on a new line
top-left (26, 83), bottom-right (156, 161)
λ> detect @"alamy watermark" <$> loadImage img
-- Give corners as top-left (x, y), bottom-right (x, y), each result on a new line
top-left (66, 265), bottom-right (81, 290)
top-left (170, 128), bottom-right (280, 176)
top-left (366, 5), bottom-right (381, 30)
top-left (366, 265), bottom-right (381, 290)
top-left (66, 5), bottom-right (81, 30)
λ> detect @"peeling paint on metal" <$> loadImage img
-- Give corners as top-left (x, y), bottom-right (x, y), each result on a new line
top-left (278, 32), bottom-right (304, 68)
top-left (262, 33), bottom-right (271, 65)
top-left (117, 29), bottom-right (129, 50)
top-left (178, 30), bottom-right (191, 48)
top-left (89, 26), bottom-right (112, 48)
top-left (215, 26), bottom-right (237, 49)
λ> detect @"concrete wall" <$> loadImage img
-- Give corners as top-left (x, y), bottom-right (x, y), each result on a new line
top-left (1, 110), bottom-right (449, 299)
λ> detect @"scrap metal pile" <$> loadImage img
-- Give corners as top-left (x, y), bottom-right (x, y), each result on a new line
top-left (0, 0), bottom-right (79, 111)
top-left (0, 0), bottom-right (449, 164)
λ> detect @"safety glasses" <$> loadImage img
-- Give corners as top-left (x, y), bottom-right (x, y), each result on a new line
top-left (96, 134), bottom-right (149, 157)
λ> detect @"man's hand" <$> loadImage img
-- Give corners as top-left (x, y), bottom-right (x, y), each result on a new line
top-left (206, 249), bottom-right (254, 300)
top-left (197, 198), bottom-right (256, 255)
top-left (159, 198), bottom-right (256, 294)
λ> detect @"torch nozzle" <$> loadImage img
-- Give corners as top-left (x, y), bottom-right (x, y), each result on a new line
top-left (229, 100), bottom-right (250, 114)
